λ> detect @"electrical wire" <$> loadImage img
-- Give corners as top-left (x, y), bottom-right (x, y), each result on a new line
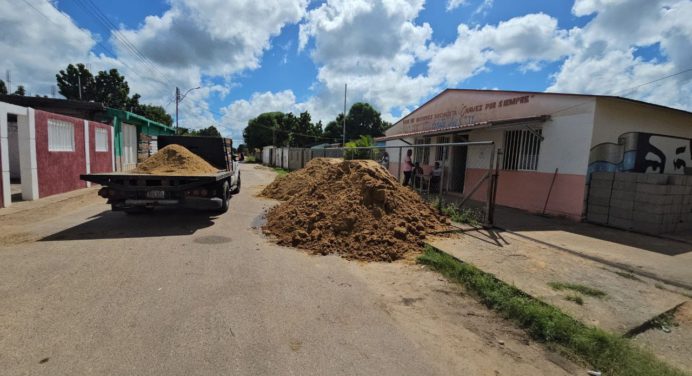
top-left (71, 0), bottom-right (171, 86)
top-left (20, 0), bottom-right (171, 94)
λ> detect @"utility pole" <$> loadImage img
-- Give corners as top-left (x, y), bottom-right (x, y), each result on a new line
top-left (78, 75), bottom-right (82, 100)
top-left (175, 86), bottom-right (180, 134)
top-left (342, 83), bottom-right (347, 146)
top-left (6, 70), bottom-right (11, 93)
top-left (175, 86), bottom-right (201, 135)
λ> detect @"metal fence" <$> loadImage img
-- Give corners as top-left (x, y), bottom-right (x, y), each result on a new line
top-left (261, 141), bottom-right (499, 225)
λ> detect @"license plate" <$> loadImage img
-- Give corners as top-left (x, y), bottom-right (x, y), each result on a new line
top-left (146, 190), bottom-right (165, 199)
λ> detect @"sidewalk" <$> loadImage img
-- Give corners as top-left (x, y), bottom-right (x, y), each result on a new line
top-left (427, 226), bottom-right (689, 334)
top-left (492, 206), bottom-right (692, 290)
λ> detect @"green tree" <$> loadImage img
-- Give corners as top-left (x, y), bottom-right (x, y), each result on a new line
top-left (288, 111), bottom-right (323, 147)
top-left (244, 112), bottom-right (285, 150)
top-left (13, 85), bottom-right (26, 96)
top-left (0, 79), bottom-right (7, 95)
top-left (56, 63), bottom-right (94, 100)
top-left (325, 103), bottom-right (388, 144)
top-left (324, 113), bottom-right (345, 143)
top-left (188, 125), bottom-right (221, 137)
top-left (93, 69), bottom-right (130, 108)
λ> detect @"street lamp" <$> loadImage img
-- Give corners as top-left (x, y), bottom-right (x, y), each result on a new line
top-left (175, 86), bottom-right (201, 134)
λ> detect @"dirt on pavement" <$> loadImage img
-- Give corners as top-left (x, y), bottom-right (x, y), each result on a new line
top-left (133, 144), bottom-right (219, 175)
top-left (261, 158), bottom-right (450, 262)
top-left (0, 188), bottom-right (104, 245)
top-left (633, 301), bottom-right (692, 372)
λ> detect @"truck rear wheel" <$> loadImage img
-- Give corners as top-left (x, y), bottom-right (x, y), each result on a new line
top-left (217, 181), bottom-right (230, 213)
top-left (230, 173), bottom-right (241, 194)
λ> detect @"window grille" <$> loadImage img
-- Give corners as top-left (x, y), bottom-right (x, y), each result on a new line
top-left (48, 119), bottom-right (75, 152)
top-left (95, 128), bottom-right (109, 152)
top-left (436, 136), bottom-right (450, 161)
top-left (414, 137), bottom-right (431, 164)
top-left (503, 129), bottom-right (542, 170)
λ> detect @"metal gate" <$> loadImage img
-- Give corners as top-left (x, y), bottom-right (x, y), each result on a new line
top-left (122, 123), bottom-right (137, 171)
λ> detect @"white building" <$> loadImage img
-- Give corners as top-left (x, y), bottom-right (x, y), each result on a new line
top-left (378, 89), bottom-right (692, 220)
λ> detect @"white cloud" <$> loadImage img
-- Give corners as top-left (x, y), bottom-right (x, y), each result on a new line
top-left (548, 0), bottom-right (692, 110)
top-left (219, 90), bottom-right (304, 138)
top-left (298, 0), bottom-right (439, 124)
top-left (0, 0), bottom-right (95, 95)
top-left (446, 0), bottom-right (467, 11)
top-left (429, 13), bottom-right (573, 84)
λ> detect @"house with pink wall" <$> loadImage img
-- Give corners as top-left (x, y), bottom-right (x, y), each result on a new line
top-left (0, 100), bottom-right (114, 208)
top-left (378, 89), bottom-right (692, 220)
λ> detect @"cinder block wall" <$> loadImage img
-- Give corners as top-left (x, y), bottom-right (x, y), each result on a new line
top-left (587, 172), bottom-right (692, 235)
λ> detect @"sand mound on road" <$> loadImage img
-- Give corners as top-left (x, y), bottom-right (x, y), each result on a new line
top-left (261, 158), bottom-right (449, 262)
top-left (133, 144), bottom-right (219, 175)
top-left (261, 158), bottom-right (341, 201)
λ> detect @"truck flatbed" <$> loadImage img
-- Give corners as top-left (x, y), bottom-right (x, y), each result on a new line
top-left (80, 171), bottom-right (232, 191)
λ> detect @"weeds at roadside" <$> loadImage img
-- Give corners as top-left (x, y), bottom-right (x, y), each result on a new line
top-left (418, 246), bottom-right (687, 376)
top-left (613, 270), bottom-right (643, 282)
top-left (548, 282), bottom-right (607, 299)
top-left (440, 203), bottom-right (483, 226)
top-left (272, 167), bottom-right (289, 177)
top-left (565, 294), bottom-right (584, 305)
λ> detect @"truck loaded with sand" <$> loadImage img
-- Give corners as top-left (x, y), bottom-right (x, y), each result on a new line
top-left (81, 135), bottom-right (240, 214)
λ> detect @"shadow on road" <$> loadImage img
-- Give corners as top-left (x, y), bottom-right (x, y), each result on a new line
top-left (40, 208), bottom-right (218, 241)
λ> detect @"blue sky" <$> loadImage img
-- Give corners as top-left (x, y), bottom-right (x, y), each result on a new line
top-left (2, 0), bottom-right (690, 142)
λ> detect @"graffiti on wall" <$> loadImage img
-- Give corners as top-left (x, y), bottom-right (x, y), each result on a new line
top-left (589, 132), bottom-right (692, 175)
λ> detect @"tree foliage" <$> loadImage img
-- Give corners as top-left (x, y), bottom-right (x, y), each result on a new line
top-left (0, 79), bottom-right (7, 95)
top-left (186, 125), bottom-right (221, 137)
top-left (55, 63), bottom-right (173, 125)
top-left (242, 102), bottom-right (390, 149)
top-left (13, 85), bottom-right (26, 96)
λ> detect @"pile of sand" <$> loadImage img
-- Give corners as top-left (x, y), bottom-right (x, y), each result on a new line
top-left (261, 158), bottom-right (450, 262)
top-left (133, 144), bottom-right (219, 175)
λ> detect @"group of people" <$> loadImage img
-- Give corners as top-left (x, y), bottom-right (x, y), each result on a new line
top-left (380, 149), bottom-right (442, 191)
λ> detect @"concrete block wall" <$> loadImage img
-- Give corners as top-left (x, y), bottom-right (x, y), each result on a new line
top-left (586, 172), bottom-right (692, 235)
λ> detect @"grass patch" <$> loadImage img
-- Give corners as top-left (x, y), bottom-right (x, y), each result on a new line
top-left (272, 167), bottom-right (289, 177)
top-left (418, 247), bottom-right (687, 376)
top-left (565, 294), bottom-right (584, 305)
top-left (548, 282), bottom-right (607, 299)
top-left (440, 203), bottom-right (483, 226)
top-left (613, 270), bottom-right (643, 282)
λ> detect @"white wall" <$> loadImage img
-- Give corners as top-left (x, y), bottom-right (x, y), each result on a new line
top-left (464, 100), bottom-right (595, 175)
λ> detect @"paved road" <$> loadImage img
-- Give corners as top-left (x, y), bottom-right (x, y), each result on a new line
top-left (0, 164), bottom-right (578, 376)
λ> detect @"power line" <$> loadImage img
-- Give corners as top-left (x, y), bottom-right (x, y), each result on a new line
top-left (548, 66), bottom-right (692, 116)
top-left (71, 0), bottom-right (170, 86)
top-left (21, 0), bottom-right (171, 95)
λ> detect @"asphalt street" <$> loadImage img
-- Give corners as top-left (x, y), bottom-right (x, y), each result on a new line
top-left (0, 164), bottom-right (578, 376)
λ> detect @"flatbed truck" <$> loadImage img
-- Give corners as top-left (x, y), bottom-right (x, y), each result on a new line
top-left (80, 135), bottom-right (241, 214)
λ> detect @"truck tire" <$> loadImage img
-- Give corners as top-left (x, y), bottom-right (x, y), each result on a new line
top-left (217, 181), bottom-right (230, 213)
top-left (230, 173), bottom-right (241, 194)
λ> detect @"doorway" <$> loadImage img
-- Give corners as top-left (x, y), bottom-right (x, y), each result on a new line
top-left (7, 114), bottom-right (22, 202)
top-left (449, 134), bottom-right (468, 193)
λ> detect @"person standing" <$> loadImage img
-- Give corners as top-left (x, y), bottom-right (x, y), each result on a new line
top-left (403, 149), bottom-right (414, 186)
top-left (380, 151), bottom-right (390, 170)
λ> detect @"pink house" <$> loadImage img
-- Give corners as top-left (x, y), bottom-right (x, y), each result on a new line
top-left (0, 100), bottom-right (114, 208)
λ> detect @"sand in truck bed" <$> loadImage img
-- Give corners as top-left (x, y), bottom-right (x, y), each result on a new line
top-left (132, 144), bottom-right (220, 176)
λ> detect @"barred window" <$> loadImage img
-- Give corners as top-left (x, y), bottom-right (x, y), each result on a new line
top-left (435, 136), bottom-right (450, 161)
top-left (48, 119), bottom-right (75, 152)
top-left (95, 128), bottom-right (109, 152)
top-left (414, 137), bottom-right (431, 164)
top-left (503, 129), bottom-right (542, 170)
